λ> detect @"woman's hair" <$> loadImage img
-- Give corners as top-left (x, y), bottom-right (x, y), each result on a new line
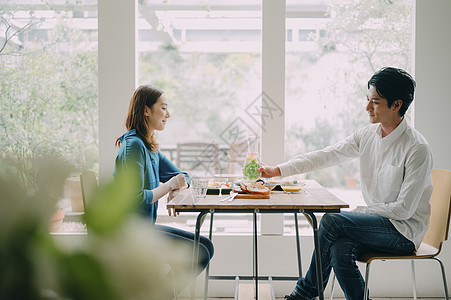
top-left (367, 67), bottom-right (416, 117)
top-left (115, 85), bottom-right (163, 152)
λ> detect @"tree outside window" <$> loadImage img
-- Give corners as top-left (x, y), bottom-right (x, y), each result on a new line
top-left (0, 2), bottom-right (98, 192)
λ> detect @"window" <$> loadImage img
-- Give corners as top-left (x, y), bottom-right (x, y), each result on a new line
top-left (137, 0), bottom-right (262, 179)
top-left (285, 0), bottom-right (414, 190)
top-left (139, 0), bottom-right (414, 234)
top-left (0, 1), bottom-right (98, 192)
top-left (137, 1), bottom-right (262, 232)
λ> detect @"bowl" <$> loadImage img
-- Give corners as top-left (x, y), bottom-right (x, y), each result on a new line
top-left (281, 184), bottom-right (303, 193)
top-left (264, 183), bottom-right (277, 190)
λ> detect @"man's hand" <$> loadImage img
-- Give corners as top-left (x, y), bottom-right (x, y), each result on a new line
top-left (258, 165), bottom-right (281, 178)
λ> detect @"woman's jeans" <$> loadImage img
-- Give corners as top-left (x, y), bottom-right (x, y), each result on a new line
top-left (154, 224), bottom-right (214, 275)
top-left (292, 211), bottom-right (415, 300)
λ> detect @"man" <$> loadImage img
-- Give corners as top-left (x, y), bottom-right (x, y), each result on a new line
top-left (259, 67), bottom-right (433, 300)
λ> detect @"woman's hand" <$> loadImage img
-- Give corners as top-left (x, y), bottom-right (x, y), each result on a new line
top-left (166, 175), bottom-right (187, 217)
top-left (167, 190), bottom-right (181, 217)
top-left (151, 174), bottom-right (188, 205)
top-left (258, 165), bottom-right (281, 178)
top-left (168, 173), bottom-right (187, 191)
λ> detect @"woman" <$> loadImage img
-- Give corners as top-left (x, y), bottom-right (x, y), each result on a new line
top-left (114, 85), bottom-right (214, 279)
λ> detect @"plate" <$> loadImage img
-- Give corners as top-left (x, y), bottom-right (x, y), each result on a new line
top-left (280, 183), bottom-right (305, 193)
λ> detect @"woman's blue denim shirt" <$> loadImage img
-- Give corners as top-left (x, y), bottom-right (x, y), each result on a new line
top-left (114, 129), bottom-right (190, 223)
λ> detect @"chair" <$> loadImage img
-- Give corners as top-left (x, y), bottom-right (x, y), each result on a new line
top-left (79, 170), bottom-right (98, 210)
top-left (176, 142), bottom-right (220, 175)
top-left (330, 169), bottom-right (451, 300)
top-left (79, 170), bottom-right (179, 298)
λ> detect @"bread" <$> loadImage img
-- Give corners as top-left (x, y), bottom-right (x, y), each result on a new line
top-left (240, 181), bottom-right (248, 192)
top-left (232, 185), bottom-right (245, 194)
top-left (246, 183), bottom-right (270, 195)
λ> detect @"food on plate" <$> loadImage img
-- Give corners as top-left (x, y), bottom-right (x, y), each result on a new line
top-left (232, 185), bottom-right (244, 194)
top-left (246, 183), bottom-right (270, 195)
top-left (231, 180), bottom-right (270, 195)
top-left (281, 184), bottom-right (303, 193)
top-left (241, 181), bottom-right (253, 193)
top-left (209, 181), bottom-right (231, 189)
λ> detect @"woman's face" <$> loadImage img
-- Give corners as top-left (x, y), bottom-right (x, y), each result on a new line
top-left (144, 95), bottom-right (170, 132)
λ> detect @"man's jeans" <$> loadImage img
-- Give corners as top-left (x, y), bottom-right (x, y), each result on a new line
top-left (292, 211), bottom-right (415, 300)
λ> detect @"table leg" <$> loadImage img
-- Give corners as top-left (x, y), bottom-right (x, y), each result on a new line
top-left (190, 211), bottom-right (208, 300)
top-left (305, 211), bottom-right (324, 300)
top-left (203, 212), bottom-right (214, 300)
top-left (294, 212), bottom-right (303, 278)
top-left (253, 211), bottom-right (258, 300)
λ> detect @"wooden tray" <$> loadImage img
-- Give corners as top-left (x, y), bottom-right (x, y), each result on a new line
top-left (235, 193), bottom-right (270, 199)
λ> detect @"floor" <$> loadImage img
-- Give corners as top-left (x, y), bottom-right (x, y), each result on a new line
top-left (178, 298), bottom-right (443, 300)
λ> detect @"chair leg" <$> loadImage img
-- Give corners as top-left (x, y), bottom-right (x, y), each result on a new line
top-left (410, 260), bottom-right (417, 300)
top-left (203, 213), bottom-right (214, 300)
top-left (364, 263), bottom-right (371, 300)
top-left (329, 274), bottom-right (336, 300)
top-left (433, 257), bottom-right (450, 300)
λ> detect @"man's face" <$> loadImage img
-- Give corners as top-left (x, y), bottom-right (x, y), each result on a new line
top-left (366, 85), bottom-right (401, 124)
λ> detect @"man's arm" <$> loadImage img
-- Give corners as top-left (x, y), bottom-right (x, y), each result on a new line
top-left (277, 131), bottom-right (362, 178)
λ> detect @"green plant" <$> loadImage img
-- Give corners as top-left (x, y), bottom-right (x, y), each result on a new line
top-left (0, 158), bottom-right (193, 300)
top-left (0, 7), bottom-right (99, 192)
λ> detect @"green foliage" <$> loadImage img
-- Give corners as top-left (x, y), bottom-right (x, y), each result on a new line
top-left (322, 0), bottom-right (413, 72)
top-left (0, 10), bottom-right (98, 192)
top-left (57, 252), bottom-right (118, 300)
top-left (84, 167), bottom-right (139, 235)
top-left (0, 158), bottom-right (192, 300)
top-left (243, 158), bottom-right (261, 181)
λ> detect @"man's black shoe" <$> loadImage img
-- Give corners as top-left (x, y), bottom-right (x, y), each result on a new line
top-left (284, 293), bottom-right (299, 300)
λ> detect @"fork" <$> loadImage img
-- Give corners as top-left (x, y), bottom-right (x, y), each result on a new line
top-left (227, 192), bottom-right (238, 202)
top-left (220, 192), bottom-right (238, 202)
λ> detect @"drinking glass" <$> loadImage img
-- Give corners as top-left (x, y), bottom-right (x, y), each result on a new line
top-left (191, 178), bottom-right (209, 203)
top-left (243, 133), bottom-right (261, 181)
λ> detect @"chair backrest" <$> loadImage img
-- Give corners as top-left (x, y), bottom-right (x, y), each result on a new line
top-left (422, 169), bottom-right (451, 250)
top-left (79, 170), bottom-right (98, 210)
top-left (176, 142), bottom-right (220, 174)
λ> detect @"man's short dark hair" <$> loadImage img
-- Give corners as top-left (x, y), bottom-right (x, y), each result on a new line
top-left (368, 67), bottom-right (416, 117)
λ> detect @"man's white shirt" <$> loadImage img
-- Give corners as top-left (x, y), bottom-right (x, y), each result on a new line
top-left (278, 118), bottom-right (433, 249)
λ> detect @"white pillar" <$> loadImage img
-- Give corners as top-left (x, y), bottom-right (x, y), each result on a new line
top-left (261, 0), bottom-right (285, 166)
top-left (261, 0), bottom-right (286, 235)
top-left (98, 0), bottom-right (137, 182)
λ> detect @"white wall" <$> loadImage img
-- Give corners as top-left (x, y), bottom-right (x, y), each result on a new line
top-left (97, 0), bottom-right (451, 297)
top-left (414, 0), bottom-right (451, 171)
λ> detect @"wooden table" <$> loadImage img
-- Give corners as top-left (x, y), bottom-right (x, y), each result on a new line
top-left (167, 180), bottom-right (349, 300)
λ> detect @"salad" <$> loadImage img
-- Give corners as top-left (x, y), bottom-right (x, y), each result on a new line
top-left (243, 152), bottom-right (261, 181)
